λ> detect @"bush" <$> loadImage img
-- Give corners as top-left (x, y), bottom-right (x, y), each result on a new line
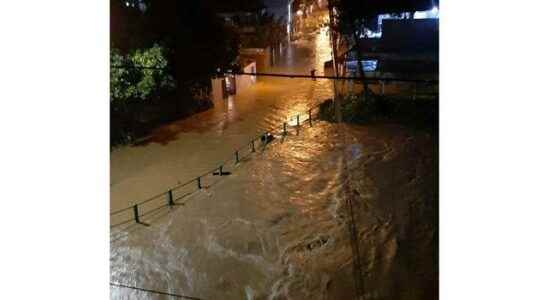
top-left (318, 91), bottom-right (438, 132)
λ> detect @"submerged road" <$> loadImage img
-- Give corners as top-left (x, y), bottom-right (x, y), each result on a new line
top-left (111, 26), bottom-right (437, 300)
top-left (110, 27), bottom-right (334, 212)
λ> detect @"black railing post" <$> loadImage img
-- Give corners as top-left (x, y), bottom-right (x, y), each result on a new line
top-left (235, 151), bottom-right (239, 164)
top-left (197, 177), bottom-right (202, 189)
top-left (297, 115), bottom-right (300, 127)
top-left (309, 109), bottom-right (312, 126)
top-left (283, 122), bottom-right (287, 135)
top-left (167, 190), bottom-right (174, 207)
top-left (133, 204), bottom-right (140, 223)
top-left (251, 140), bottom-right (255, 152)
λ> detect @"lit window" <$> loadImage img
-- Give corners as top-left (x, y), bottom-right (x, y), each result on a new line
top-left (347, 60), bottom-right (378, 72)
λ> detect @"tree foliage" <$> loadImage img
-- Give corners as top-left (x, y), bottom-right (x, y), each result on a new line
top-left (110, 45), bottom-right (174, 102)
top-left (110, 0), bottom-right (271, 145)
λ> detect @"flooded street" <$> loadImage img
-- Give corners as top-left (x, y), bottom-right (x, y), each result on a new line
top-left (110, 28), bottom-right (334, 212)
top-left (111, 26), bottom-right (436, 300)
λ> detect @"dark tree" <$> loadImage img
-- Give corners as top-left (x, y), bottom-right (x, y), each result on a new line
top-left (110, 0), bottom-right (147, 52)
top-left (176, 0), bottom-right (240, 86)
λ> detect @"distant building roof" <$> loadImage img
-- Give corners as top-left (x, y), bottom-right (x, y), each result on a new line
top-left (348, 19), bottom-right (439, 77)
top-left (359, 19), bottom-right (439, 57)
top-left (340, 0), bottom-right (438, 17)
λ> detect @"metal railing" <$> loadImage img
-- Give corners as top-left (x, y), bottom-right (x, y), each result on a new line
top-left (110, 104), bottom-right (323, 228)
top-left (110, 77), bottom-right (438, 230)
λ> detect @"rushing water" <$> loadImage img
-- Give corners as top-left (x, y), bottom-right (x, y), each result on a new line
top-left (111, 25), bottom-right (437, 300)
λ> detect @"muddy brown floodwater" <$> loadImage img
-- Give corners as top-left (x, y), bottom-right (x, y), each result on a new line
top-left (111, 26), bottom-right (437, 300)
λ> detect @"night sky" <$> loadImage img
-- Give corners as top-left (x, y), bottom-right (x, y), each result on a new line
top-left (264, 0), bottom-right (289, 20)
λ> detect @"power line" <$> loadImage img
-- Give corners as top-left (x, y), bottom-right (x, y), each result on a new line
top-left (110, 282), bottom-right (203, 300)
top-left (229, 71), bottom-right (438, 83)
top-left (109, 65), bottom-right (438, 83)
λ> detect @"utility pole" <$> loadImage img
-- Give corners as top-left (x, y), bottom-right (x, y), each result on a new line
top-left (327, 4), bottom-right (367, 300)
top-left (327, 0), bottom-right (341, 123)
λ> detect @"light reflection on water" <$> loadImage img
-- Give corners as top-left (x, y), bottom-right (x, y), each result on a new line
top-left (110, 24), bottom-right (375, 300)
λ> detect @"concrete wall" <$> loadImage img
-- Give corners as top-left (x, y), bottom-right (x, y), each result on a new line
top-left (240, 47), bottom-right (271, 72)
top-left (211, 78), bottom-right (224, 102)
top-left (236, 62), bottom-right (257, 93)
top-left (211, 62), bottom-right (256, 101)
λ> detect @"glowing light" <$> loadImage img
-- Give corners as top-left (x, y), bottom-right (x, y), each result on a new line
top-left (413, 11), bottom-right (428, 19)
top-left (287, 3), bottom-right (292, 34)
top-left (365, 29), bottom-right (382, 38)
top-left (413, 6), bottom-right (439, 19)
top-left (296, 10), bottom-right (303, 16)
top-left (347, 60), bottom-right (378, 72)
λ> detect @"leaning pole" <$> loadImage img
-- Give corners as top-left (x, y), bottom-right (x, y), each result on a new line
top-left (327, 0), bottom-right (342, 123)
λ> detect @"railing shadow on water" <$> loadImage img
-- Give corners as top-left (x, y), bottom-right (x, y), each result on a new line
top-left (110, 104), bottom-right (323, 239)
